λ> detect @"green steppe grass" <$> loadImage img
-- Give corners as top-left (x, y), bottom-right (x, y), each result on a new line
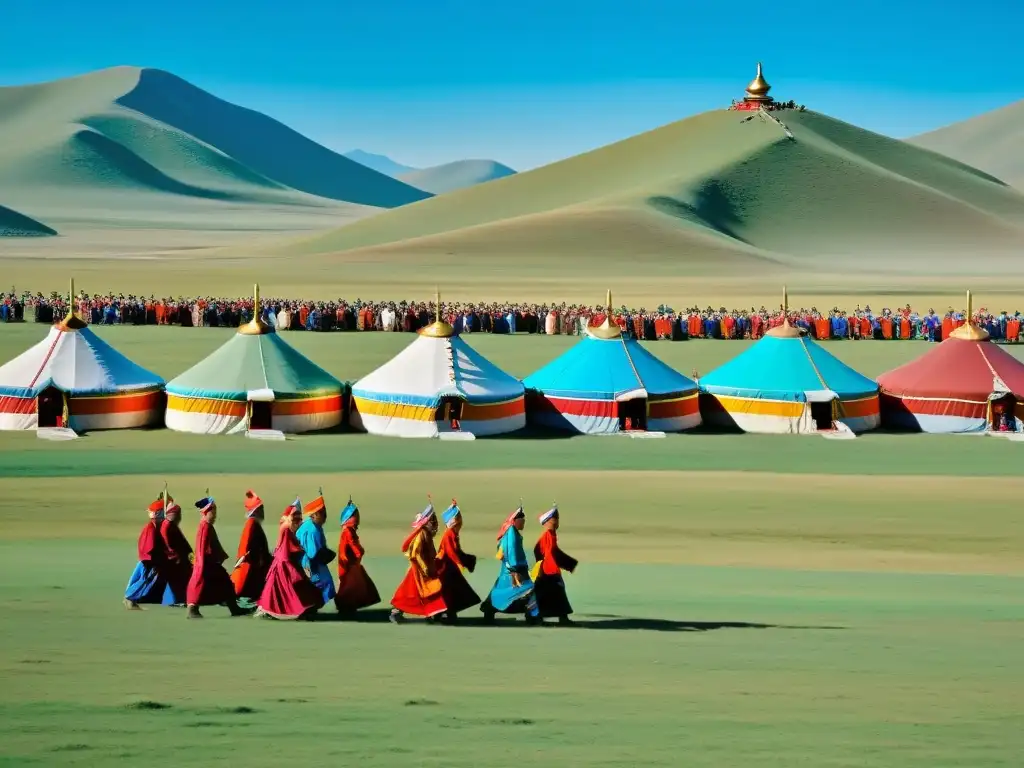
top-left (0, 325), bottom-right (1022, 766)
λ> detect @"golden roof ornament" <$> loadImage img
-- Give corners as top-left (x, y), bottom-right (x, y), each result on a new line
top-left (418, 286), bottom-right (455, 338)
top-left (765, 285), bottom-right (801, 338)
top-left (589, 288), bottom-right (623, 340)
top-left (238, 282), bottom-right (275, 335)
top-left (949, 289), bottom-right (989, 341)
top-left (58, 277), bottom-right (87, 331)
top-left (744, 61), bottom-right (773, 102)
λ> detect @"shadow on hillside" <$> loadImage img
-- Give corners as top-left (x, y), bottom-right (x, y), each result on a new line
top-left (310, 609), bottom-right (844, 631)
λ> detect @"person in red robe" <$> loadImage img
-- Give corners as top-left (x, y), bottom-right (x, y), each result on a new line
top-left (333, 498), bottom-right (381, 615)
top-left (389, 502), bottom-right (447, 623)
top-left (124, 497), bottom-right (168, 609)
top-left (230, 490), bottom-right (271, 605)
top-left (532, 506), bottom-right (578, 625)
top-left (186, 496), bottom-right (248, 619)
top-left (255, 501), bottom-right (324, 620)
top-left (159, 497), bottom-right (192, 606)
top-left (435, 501), bottom-right (480, 623)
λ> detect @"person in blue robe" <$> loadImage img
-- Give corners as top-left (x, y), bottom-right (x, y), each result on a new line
top-left (481, 505), bottom-right (539, 623)
top-left (124, 497), bottom-right (168, 608)
top-left (297, 492), bottom-right (337, 605)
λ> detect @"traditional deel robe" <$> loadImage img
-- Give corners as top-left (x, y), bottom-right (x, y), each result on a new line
top-left (532, 512), bottom-right (578, 618)
top-left (333, 502), bottom-right (381, 613)
top-left (435, 504), bottom-right (480, 615)
top-left (231, 491), bottom-right (271, 601)
top-left (125, 510), bottom-right (167, 604)
top-left (391, 511), bottom-right (447, 617)
top-left (296, 515), bottom-right (336, 604)
top-left (159, 505), bottom-right (193, 605)
top-left (186, 503), bottom-right (236, 606)
top-left (482, 509), bottom-right (538, 616)
top-left (257, 524), bottom-right (325, 619)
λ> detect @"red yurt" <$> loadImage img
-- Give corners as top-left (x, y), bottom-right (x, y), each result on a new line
top-left (877, 292), bottom-right (1024, 433)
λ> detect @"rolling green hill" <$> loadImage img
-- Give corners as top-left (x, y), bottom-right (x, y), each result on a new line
top-left (909, 100), bottom-right (1024, 189)
top-left (0, 67), bottom-right (430, 233)
top-left (0, 203), bottom-right (55, 237)
top-left (285, 109), bottom-right (1024, 270)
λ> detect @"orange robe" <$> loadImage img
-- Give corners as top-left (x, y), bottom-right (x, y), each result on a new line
top-left (532, 530), bottom-right (578, 618)
top-left (231, 518), bottom-right (271, 600)
top-left (390, 529), bottom-right (446, 616)
top-left (1007, 319), bottom-right (1020, 342)
top-left (881, 317), bottom-right (893, 339)
top-left (334, 524), bottom-right (381, 612)
top-left (900, 317), bottom-right (911, 339)
top-left (435, 528), bottom-right (480, 615)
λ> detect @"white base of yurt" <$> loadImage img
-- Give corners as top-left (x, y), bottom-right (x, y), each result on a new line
top-left (820, 425), bottom-right (857, 440)
top-left (620, 431), bottom-right (667, 439)
top-left (438, 432), bottom-right (476, 441)
top-left (246, 429), bottom-right (287, 441)
top-left (37, 427), bottom-right (79, 441)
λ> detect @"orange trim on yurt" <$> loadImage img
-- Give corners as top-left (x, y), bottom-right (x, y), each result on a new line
top-left (649, 393), bottom-right (699, 419)
top-left (839, 395), bottom-right (880, 419)
top-left (462, 398), bottom-right (525, 420)
top-left (166, 395), bottom-right (247, 418)
top-left (273, 395), bottom-right (343, 416)
top-left (69, 390), bottom-right (164, 415)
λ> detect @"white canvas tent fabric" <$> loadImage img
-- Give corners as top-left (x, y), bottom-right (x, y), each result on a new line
top-left (351, 326), bottom-right (525, 437)
top-left (0, 322), bottom-right (164, 431)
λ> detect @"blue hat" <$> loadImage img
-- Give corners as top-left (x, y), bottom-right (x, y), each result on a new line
top-left (442, 501), bottom-right (461, 528)
top-left (538, 505), bottom-right (558, 525)
top-left (195, 495), bottom-right (215, 514)
top-left (340, 498), bottom-right (358, 525)
top-left (412, 501), bottom-right (435, 529)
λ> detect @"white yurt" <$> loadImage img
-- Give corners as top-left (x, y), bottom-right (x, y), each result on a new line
top-left (350, 300), bottom-right (525, 438)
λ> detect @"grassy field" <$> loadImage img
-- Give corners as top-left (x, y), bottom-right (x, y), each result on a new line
top-left (1, 326), bottom-right (1022, 766)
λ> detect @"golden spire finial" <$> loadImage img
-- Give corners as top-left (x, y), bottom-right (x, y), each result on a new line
top-left (745, 61), bottom-right (772, 101)
top-left (58, 276), bottom-right (87, 330)
top-left (418, 286), bottom-right (455, 338)
top-left (950, 287), bottom-right (989, 340)
top-left (590, 287), bottom-right (622, 339)
top-left (238, 280), bottom-right (274, 335)
top-left (766, 284), bottom-right (800, 338)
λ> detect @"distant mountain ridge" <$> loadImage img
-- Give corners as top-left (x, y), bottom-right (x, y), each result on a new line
top-left (0, 204), bottom-right (56, 236)
top-left (399, 159), bottom-right (516, 194)
top-left (343, 150), bottom-right (416, 177)
top-left (0, 66), bottom-right (431, 224)
top-left (909, 100), bottom-right (1024, 189)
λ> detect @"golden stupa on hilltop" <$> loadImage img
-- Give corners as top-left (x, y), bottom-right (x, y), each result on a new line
top-left (744, 62), bottom-right (773, 103)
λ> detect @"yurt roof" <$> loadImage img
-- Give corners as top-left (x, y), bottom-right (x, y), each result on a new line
top-left (166, 332), bottom-right (341, 400)
top-left (878, 336), bottom-right (1024, 401)
top-left (0, 323), bottom-right (162, 397)
top-left (352, 333), bottom-right (523, 407)
top-left (523, 333), bottom-right (696, 401)
top-left (699, 334), bottom-right (877, 401)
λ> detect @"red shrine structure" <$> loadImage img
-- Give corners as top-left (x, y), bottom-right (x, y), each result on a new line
top-left (730, 62), bottom-right (775, 111)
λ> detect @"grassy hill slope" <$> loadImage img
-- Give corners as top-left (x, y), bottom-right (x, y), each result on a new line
top-left (0, 67), bottom-right (429, 231)
top-left (285, 109), bottom-right (1024, 269)
top-left (0, 204), bottom-right (56, 237)
top-left (910, 100), bottom-right (1024, 189)
top-left (399, 159), bottom-right (516, 194)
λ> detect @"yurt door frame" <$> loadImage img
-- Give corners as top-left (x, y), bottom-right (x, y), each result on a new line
top-left (36, 385), bottom-right (67, 428)
top-left (617, 397), bottom-right (648, 431)
top-left (987, 393), bottom-right (1016, 432)
top-left (436, 396), bottom-right (465, 431)
top-left (804, 390), bottom-right (838, 432)
top-left (246, 388), bottom-right (275, 431)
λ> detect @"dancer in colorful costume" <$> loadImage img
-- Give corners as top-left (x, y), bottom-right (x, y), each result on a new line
top-left (533, 505), bottom-right (578, 624)
top-left (186, 495), bottom-right (248, 619)
top-left (390, 501), bottom-right (446, 623)
top-left (435, 500), bottom-right (480, 623)
top-left (159, 495), bottom-right (192, 606)
top-left (231, 490), bottom-right (271, 606)
top-left (255, 500), bottom-right (324, 620)
top-left (297, 490), bottom-right (336, 606)
top-left (481, 504), bottom-right (539, 623)
top-left (124, 496), bottom-right (168, 609)
top-left (333, 497), bottom-right (381, 615)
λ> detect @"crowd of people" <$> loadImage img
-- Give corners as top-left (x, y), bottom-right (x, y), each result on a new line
top-left (125, 490), bottom-right (577, 625)
top-left (4, 290), bottom-right (1022, 342)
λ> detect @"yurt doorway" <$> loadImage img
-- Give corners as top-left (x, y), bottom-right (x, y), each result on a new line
top-left (989, 394), bottom-right (1016, 432)
top-left (436, 397), bottom-right (464, 431)
top-left (37, 386), bottom-right (65, 428)
top-left (618, 398), bottom-right (648, 431)
top-left (248, 401), bottom-right (273, 431)
top-left (810, 401), bottom-right (834, 430)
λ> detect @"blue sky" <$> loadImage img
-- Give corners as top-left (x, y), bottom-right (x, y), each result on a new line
top-left (2, 0), bottom-right (1021, 169)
